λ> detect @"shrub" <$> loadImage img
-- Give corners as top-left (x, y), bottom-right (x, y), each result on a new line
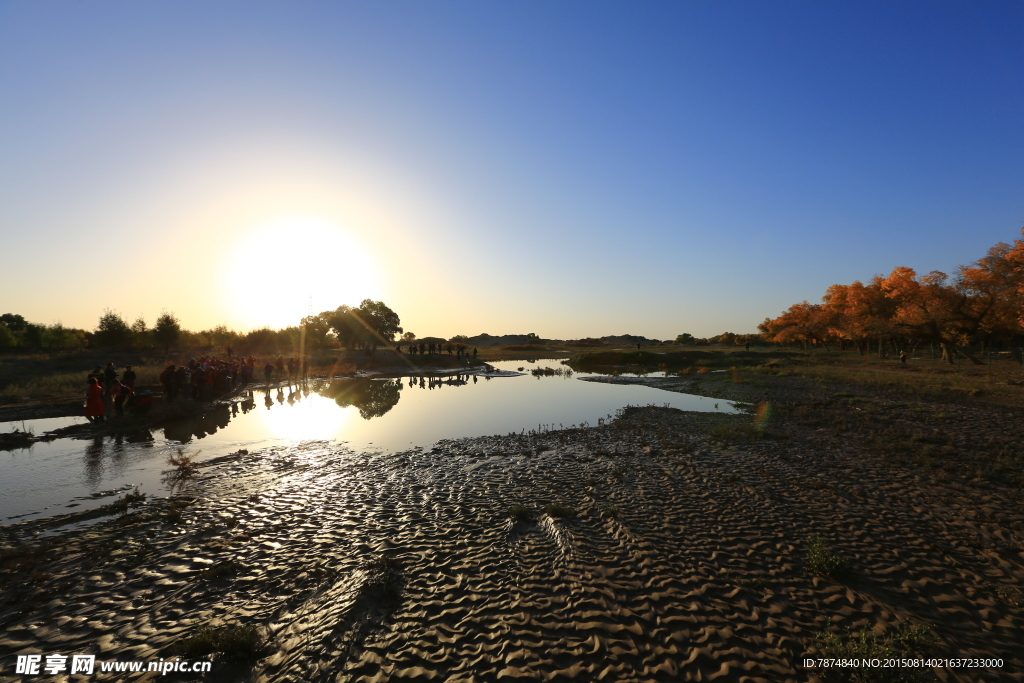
top-left (816, 622), bottom-right (936, 682)
top-left (173, 624), bottom-right (267, 663)
top-left (806, 536), bottom-right (850, 578)
top-left (101, 487), bottom-right (146, 515)
top-left (507, 504), bottom-right (536, 523)
top-left (543, 503), bottom-right (577, 519)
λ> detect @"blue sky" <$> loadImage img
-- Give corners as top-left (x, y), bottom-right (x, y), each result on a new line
top-left (1, 1), bottom-right (1022, 338)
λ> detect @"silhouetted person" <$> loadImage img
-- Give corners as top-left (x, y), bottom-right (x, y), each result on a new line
top-left (160, 364), bottom-right (176, 400)
top-left (175, 366), bottom-right (188, 399)
top-left (122, 365), bottom-right (137, 391)
top-left (192, 366), bottom-right (206, 400)
top-left (85, 377), bottom-right (105, 423)
top-left (110, 379), bottom-right (129, 416)
top-left (264, 361), bottom-right (273, 384)
top-left (103, 362), bottom-right (118, 396)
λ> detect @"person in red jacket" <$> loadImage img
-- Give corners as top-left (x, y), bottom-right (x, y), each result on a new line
top-left (85, 377), bottom-right (106, 423)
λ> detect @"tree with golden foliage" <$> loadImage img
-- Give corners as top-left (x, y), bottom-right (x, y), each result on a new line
top-left (760, 228), bottom-right (1024, 363)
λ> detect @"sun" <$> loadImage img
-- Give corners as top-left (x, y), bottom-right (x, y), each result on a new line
top-left (221, 216), bottom-right (384, 330)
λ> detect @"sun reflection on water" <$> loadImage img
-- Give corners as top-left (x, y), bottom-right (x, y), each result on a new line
top-left (251, 387), bottom-right (357, 442)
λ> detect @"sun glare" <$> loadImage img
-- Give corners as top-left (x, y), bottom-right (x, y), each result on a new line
top-left (222, 216), bottom-right (383, 330)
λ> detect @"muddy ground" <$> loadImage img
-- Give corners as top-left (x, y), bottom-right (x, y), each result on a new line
top-left (1, 372), bottom-right (1022, 682)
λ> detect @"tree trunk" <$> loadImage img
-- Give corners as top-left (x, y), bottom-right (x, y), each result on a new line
top-left (939, 341), bottom-right (984, 365)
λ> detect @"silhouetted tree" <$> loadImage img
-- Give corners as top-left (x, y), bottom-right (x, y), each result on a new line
top-left (355, 299), bottom-right (403, 352)
top-left (0, 313), bottom-right (27, 332)
top-left (94, 310), bottom-right (133, 349)
top-left (301, 312), bottom-right (334, 349)
top-left (0, 324), bottom-right (15, 349)
top-left (131, 316), bottom-right (151, 348)
top-left (153, 312), bottom-right (182, 354)
top-left (327, 305), bottom-right (360, 349)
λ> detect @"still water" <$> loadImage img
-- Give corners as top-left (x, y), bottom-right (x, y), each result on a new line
top-left (1, 361), bottom-right (741, 524)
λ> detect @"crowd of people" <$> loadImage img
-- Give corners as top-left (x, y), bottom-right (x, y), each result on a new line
top-left (158, 355), bottom-right (309, 402)
top-left (82, 341), bottom-right (487, 423)
top-left (395, 342), bottom-right (478, 358)
top-left (84, 354), bottom-right (311, 423)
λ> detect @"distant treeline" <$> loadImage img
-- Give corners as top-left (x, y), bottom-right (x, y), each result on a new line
top-left (0, 299), bottom-right (406, 356)
top-left (759, 228), bottom-right (1024, 361)
top-left (673, 332), bottom-right (760, 346)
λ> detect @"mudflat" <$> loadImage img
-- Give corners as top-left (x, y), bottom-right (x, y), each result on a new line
top-left (1, 372), bottom-right (1022, 682)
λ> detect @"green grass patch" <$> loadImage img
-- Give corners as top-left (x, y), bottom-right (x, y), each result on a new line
top-left (506, 504), bottom-right (536, 523)
top-left (543, 502), bottom-right (577, 519)
top-left (816, 622), bottom-right (936, 682)
top-left (100, 487), bottom-right (146, 515)
top-left (173, 624), bottom-right (267, 664)
top-left (708, 420), bottom-right (764, 444)
top-left (806, 536), bottom-right (850, 578)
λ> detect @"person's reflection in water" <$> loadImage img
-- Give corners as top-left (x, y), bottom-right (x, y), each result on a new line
top-left (241, 390), bottom-right (255, 413)
top-left (264, 390), bottom-right (274, 410)
top-left (231, 402), bottom-right (238, 417)
top-left (84, 436), bottom-right (105, 487)
top-left (126, 429), bottom-right (153, 445)
top-left (163, 423), bottom-right (191, 444)
top-left (276, 387), bottom-right (285, 404)
top-left (473, 375), bottom-right (478, 384)
top-left (287, 387), bottom-right (296, 405)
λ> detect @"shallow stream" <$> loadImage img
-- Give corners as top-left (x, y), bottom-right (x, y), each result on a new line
top-left (1, 360), bottom-right (740, 524)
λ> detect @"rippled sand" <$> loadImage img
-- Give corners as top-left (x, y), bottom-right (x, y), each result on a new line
top-left (2, 405), bottom-right (1022, 682)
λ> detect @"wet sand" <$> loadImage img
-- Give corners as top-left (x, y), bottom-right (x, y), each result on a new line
top-left (2, 375), bottom-right (1023, 681)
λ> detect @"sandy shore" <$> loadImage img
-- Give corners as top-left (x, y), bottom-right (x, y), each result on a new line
top-left (2, 374), bottom-right (1022, 681)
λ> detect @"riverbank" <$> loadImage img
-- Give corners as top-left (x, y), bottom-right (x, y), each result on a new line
top-left (0, 353), bottom-right (490, 427)
top-left (2, 371), bottom-right (1021, 681)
